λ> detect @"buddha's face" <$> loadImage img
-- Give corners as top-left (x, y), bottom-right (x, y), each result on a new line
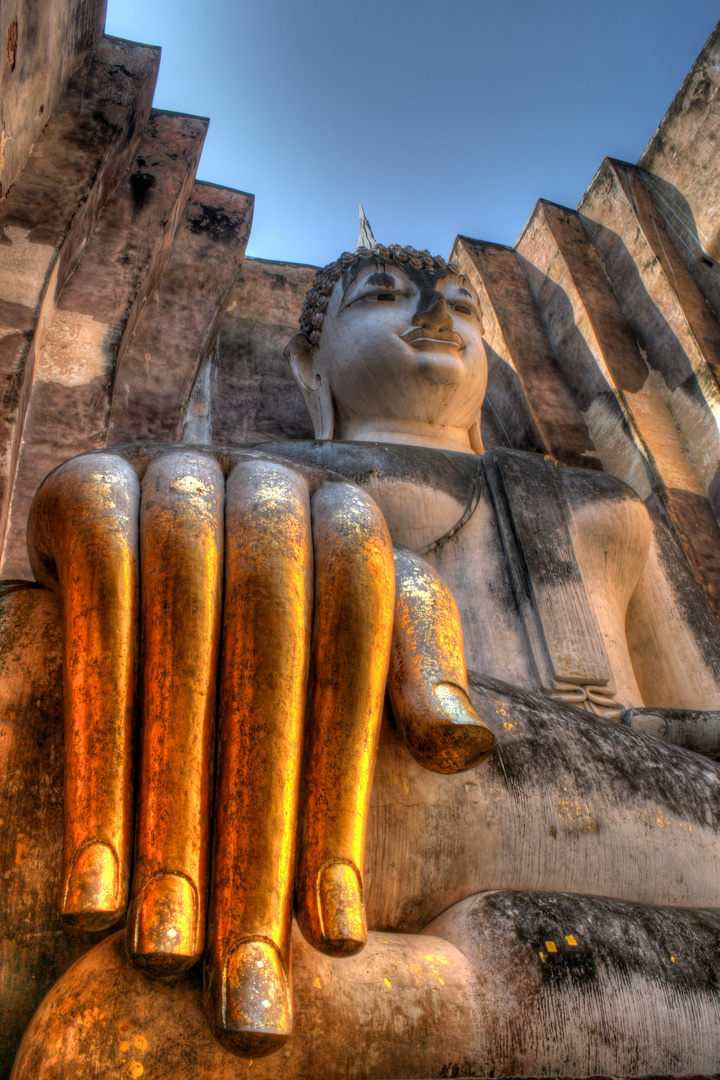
top-left (314, 258), bottom-right (487, 449)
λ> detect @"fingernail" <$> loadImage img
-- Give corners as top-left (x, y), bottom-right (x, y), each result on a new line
top-left (205, 939), bottom-right (292, 1057)
top-left (317, 860), bottom-right (366, 956)
top-left (127, 872), bottom-right (199, 976)
top-left (432, 682), bottom-right (496, 771)
top-left (61, 841), bottom-right (122, 929)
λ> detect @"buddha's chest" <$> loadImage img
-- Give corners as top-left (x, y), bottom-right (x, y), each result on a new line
top-left (267, 441), bottom-right (650, 704)
top-left (359, 458), bottom-right (650, 707)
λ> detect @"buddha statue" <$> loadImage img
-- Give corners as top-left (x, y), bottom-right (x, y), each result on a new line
top-left (7, 228), bottom-right (720, 1078)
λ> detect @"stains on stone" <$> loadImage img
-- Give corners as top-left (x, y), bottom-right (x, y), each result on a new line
top-left (187, 201), bottom-right (246, 244)
top-left (708, 459), bottom-right (720, 515)
top-left (662, 487), bottom-right (720, 621)
top-left (455, 237), bottom-right (601, 468)
top-left (685, 74), bottom-right (714, 115)
top-left (559, 454), bottom-right (638, 507)
top-left (271, 439), bottom-right (480, 508)
top-left (477, 891), bottom-right (720, 997)
top-left (128, 169), bottom-right (156, 210)
top-left (0, 299), bottom-right (36, 334)
top-left (439, 1062), bottom-right (479, 1079)
top-left (467, 669), bottom-right (720, 830)
top-left (653, 511), bottom-right (720, 673)
top-left (107, 62), bottom-right (144, 83)
top-left (3, 359), bottom-right (25, 413)
top-left (6, 19), bottom-right (18, 72)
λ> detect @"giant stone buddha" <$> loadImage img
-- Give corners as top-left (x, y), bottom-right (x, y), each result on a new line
top-left (6, 220), bottom-right (720, 1077)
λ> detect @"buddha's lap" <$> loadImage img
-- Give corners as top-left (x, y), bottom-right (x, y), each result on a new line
top-left (365, 673), bottom-right (720, 929)
top-left (12, 892), bottom-right (720, 1078)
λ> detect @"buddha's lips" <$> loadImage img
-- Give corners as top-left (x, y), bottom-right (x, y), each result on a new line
top-left (400, 327), bottom-right (465, 349)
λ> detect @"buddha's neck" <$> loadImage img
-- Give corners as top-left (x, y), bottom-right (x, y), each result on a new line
top-left (339, 417), bottom-right (478, 454)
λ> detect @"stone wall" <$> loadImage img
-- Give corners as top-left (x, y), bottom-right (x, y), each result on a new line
top-left (0, 12), bottom-right (252, 578)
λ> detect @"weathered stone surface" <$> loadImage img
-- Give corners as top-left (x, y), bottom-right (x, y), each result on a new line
top-left (452, 236), bottom-right (599, 468)
top-left (0, 108), bottom-right (207, 577)
top-left (0, 0), bottom-right (106, 200)
top-left (516, 198), bottom-right (720, 617)
top-left (11, 926), bottom-right (483, 1079)
top-left (3, 5), bottom-right (720, 1075)
top-left (517, 202), bottom-right (661, 488)
top-left (197, 257), bottom-right (317, 445)
top-left (639, 23), bottom-right (720, 316)
top-left (107, 182), bottom-right (253, 446)
top-left (12, 445), bottom-right (720, 920)
top-left (430, 890), bottom-right (720, 1078)
top-left (620, 704), bottom-right (720, 757)
top-left (579, 158), bottom-right (720, 506)
top-left (516, 202), bottom-right (654, 497)
top-left (5, 512), bottom-right (720, 1071)
top-left (0, 35), bottom-right (160, 572)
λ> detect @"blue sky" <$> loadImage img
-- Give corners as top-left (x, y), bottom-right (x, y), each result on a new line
top-left (106, 1), bottom-right (718, 268)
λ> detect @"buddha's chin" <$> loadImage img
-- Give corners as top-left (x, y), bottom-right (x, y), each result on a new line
top-left (415, 351), bottom-right (465, 386)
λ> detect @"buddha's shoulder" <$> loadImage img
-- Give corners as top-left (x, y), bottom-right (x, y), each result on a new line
top-left (488, 447), bottom-right (643, 509)
top-left (262, 440), bottom-right (642, 510)
top-left (260, 440), bottom-right (480, 501)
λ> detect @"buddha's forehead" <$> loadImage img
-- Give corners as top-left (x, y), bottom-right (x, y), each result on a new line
top-left (338, 256), bottom-right (474, 301)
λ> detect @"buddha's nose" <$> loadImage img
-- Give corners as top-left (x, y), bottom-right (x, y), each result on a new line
top-left (411, 290), bottom-right (453, 333)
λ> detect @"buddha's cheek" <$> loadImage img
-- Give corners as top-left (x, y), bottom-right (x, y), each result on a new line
top-left (330, 350), bottom-right (420, 418)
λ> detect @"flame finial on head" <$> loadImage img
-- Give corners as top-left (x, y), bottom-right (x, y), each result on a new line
top-left (357, 205), bottom-right (378, 252)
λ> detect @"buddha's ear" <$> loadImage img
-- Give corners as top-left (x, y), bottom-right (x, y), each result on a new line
top-left (284, 333), bottom-right (335, 440)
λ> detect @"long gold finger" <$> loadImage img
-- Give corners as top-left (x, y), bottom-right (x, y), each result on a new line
top-left (27, 454), bottom-right (140, 930)
top-left (204, 461), bottom-right (312, 1057)
top-left (388, 545), bottom-right (495, 773)
top-left (125, 452), bottom-right (224, 977)
top-left (295, 482), bottom-right (395, 958)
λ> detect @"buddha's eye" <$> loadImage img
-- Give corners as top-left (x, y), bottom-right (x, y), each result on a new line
top-left (451, 302), bottom-right (473, 315)
top-left (376, 292), bottom-right (396, 302)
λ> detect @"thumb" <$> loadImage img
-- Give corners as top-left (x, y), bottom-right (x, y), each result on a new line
top-left (388, 546), bottom-right (495, 773)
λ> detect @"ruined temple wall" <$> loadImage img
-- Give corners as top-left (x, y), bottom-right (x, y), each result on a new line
top-left (639, 22), bottom-right (720, 299)
top-left (0, 8), bottom-right (253, 578)
top-left (0, 0), bottom-right (107, 200)
top-left (186, 257), bottom-right (317, 447)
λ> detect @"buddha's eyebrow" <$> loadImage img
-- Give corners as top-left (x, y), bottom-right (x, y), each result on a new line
top-left (364, 271), bottom-right (396, 287)
top-left (440, 278), bottom-right (473, 298)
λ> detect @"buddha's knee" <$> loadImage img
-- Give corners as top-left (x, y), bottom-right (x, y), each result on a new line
top-left (425, 889), bottom-right (720, 1077)
top-left (11, 927), bottom-right (482, 1079)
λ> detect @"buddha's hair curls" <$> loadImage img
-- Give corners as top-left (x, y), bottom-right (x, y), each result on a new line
top-left (299, 244), bottom-right (458, 346)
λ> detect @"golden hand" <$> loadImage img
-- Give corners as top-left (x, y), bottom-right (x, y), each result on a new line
top-left (27, 447), bottom-right (495, 1058)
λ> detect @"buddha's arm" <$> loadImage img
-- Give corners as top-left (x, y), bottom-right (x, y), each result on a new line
top-left (625, 511), bottom-right (720, 711)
